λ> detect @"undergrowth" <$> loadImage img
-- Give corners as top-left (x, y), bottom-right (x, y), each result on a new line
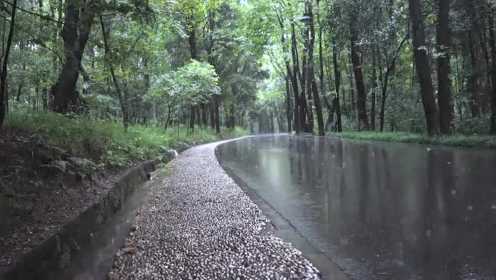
top-left (337, 131), bottom-right (496, 149)
top-left (6, 110), bottom-right (246, 167)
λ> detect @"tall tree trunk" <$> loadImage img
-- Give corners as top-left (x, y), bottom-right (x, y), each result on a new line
top-left (332, 40), bottom-right (343, 132)
top-left (291, 23), bottom-right (304, 134)
top-left (488, 5), bottom-right (496, 134)
top-left (214, 95), bottom-right (220, 134)
top-left (50, 0), bottom-right (95, 113)
top-left (285, 75), bottom-right (293, 132)
top-left (306, 0), bottom-right (325, 136)
top-left (408, 0), bottom-right (440, 135)
top-left (0, 0), bottom-right (17, 129)
top-left (277, 13), bottom-right (293, 133)
top-left (190, 106), bottom-right (195, 132)
top-left (371, 50), bottom-right (378, 131)
top-left (468, 31), bottom-right (481, 117)
top-left (437, 0), bottom-right (455, 134)
top-left (188, 27), bottom-right (198, 60)
top-left (350, 20), bottom-right (369, 130)
top-left (349, 60), bottom-right (355, 121)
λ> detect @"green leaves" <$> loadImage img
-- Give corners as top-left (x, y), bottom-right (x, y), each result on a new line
top-left (151, 60), bottom-right (220, 106)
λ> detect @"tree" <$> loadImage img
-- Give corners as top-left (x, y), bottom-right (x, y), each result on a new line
top-left (489, 4), bottom-right (496, 134)
top-left (408, 0), bottom-right (440, 135)
top-left (350, 13), bottom-right (369, 131)
top-left (0, 0), bottom-right (17, 129)
top-left (50, 0), bottom-right (97, 113)
top-left (436, 0), bottom-right (455, 134)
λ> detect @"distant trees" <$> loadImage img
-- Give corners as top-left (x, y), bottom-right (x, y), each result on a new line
top-left (2, 0), bottom-right (496, 137)
top-left (256, 0), bottom-right (496, 136)
top-left (1, 0), bottom-right (266, 134)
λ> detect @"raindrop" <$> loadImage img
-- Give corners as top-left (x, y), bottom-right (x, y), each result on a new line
top-left (467, 205), bottom-right (473, 211)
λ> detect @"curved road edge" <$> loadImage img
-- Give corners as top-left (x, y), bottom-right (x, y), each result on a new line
top-left (215, 137), bottom-right (350, 280)
top-left (109, 140), bottom-right (322, 279)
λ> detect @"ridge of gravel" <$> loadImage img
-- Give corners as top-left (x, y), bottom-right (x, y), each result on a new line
top-left (109, 142), bottom-right (321, 279)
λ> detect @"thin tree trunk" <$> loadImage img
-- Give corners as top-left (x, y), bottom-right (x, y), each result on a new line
top-left (277, 13), bottom-right (293, 133)
top-left (371, 50), bottom-right (378, 131)
top-left (488, 5), bottom-right (496, 134)
top-left (332, 40), bottom-right (343, 132)
top-left (285, 75), bottom-right (293, 132)
top-left (100, 15), bottom-right (129, 131)
top-left (468, 31), bottom-right (481, 117)
top-left (291, 23), bottom-right (303, 134)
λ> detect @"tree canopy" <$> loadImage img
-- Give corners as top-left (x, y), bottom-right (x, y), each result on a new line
top-left (0, 0), bottom-right (495, 137)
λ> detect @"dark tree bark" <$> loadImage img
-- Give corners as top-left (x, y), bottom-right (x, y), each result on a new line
top-left (371, 50), bottom-right (378, 131)
top-left (488, 5), bottom-right (496, 134)
top-left (436, 0), bottom-right (455, 134)
top-left (189, 106), bottom-right (195, 132)
top-left (291, 22), bottom-right (304, 134)
top-left (305, 0), bottom-right (325, 136)
top-left (50, 0), bottom-right (96, 113)
top-left (350, 20), bottom-right (369, 130)
top-left (276, 13), bottom-right (293, 133)
top-left (408, 0), bottom-right (440, 135)
top-left (214, 95), bottom-right (220, 134)
top-left (284, 75), bottom-right (293, 132)
top-left (332, 40), bottom-right (343, 132)
top-left (188, 27), bottom-right (198, 60)
top-left (0, 0), bottom-right (17, 129)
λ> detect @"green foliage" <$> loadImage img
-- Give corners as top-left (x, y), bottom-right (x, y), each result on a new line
top-left (338, 131), bottom-right (496, 149)
top-left (151, 60), bottom-right (220, 110)
top-left (5, 111), bottom-right (228, 167)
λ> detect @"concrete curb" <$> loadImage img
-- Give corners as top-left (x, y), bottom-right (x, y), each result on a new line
top-left (0, 160), bottom-right (158, 280)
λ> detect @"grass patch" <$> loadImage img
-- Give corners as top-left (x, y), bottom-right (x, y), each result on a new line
top-left (6, 110), bottom-right (246, 167)
top-left (337, 131), bottom-right (496, 149)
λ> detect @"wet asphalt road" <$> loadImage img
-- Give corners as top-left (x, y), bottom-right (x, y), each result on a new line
top-left (217, 135), bottom-right (496, 280)
top-left (110, 142), bottom-right (321, 280)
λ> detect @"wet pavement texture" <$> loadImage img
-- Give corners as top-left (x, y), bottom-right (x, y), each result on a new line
top-left (217, 135), bottom-right (496, 280)
top-left (110, 142), bottom-right (320, 280)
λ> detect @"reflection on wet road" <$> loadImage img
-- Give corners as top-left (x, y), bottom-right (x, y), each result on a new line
top-left (217, 135), bottom-right (496, 280)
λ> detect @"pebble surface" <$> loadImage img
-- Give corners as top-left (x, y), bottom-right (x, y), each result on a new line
top-left (110, 142), bottom-right (321, 280)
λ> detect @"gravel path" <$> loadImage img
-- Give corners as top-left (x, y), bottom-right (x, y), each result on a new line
top-left (109, 142), bottom-right (321, 280)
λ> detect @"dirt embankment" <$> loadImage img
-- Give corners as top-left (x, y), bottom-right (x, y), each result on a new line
top-left (0, 127), bottom-right (125, 270)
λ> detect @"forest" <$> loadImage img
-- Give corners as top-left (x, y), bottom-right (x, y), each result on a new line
top-left (2, 1), bottom-right (496, 279)
top-left (0, 0), bottom-right (495, 143)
